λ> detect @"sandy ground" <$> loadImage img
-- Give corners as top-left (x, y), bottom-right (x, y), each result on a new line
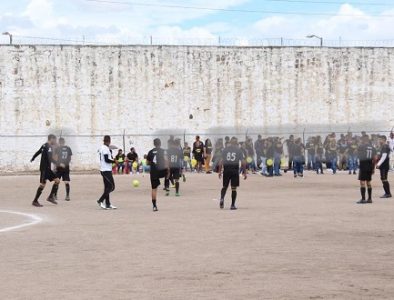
top-left (1, 171), bottom-right (394, 300)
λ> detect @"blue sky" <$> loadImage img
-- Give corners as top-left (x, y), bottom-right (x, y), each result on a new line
top-left (1, 0), bottom-right (394, 44)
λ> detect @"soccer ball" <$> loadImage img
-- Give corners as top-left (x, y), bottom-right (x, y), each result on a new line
top-left (132, 162), bottom-right (138, 169)
top-left (132, 180), bottom-right (140, 188)
top-left (246, 157), bottom-right (253, 164)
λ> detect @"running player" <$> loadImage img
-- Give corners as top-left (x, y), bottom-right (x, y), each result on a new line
top-left (147, 138), bottom-right (169, 211)
top-left (97, 135), bottom-right (117, 210)
top-left (376, 135), bottom-right (392, 198)
top-left (54, 137), bottom-right (72, 201)
top-left (218, 137), bottom-right (247, 210)
top-left (357, 135), bottom-right (377, 204)
top-left (165, 139), bottom-right (184, 196)
top-left (30, 134), bottom-right (60, 207)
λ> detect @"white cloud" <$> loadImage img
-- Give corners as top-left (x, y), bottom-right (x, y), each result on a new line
top-left (1, 1), bottom-right (394, 45)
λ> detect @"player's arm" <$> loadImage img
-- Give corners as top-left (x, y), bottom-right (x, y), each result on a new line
top-left (31, 145), bottom-right (43, 162)
top-left (67, 148), bottom-right (72, 164)
top-left (240, 157), bottom-right (247, 180)
top-left (218, 159), bottom-right (223, 179)
top-left (376, 147), bottom-right (388, 168)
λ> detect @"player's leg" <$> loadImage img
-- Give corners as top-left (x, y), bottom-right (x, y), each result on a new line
top-left (174, 169), bottom-right (181, 196)
top-left (230, 170), bottom-right (240, 209)
top-left (64, 181), bottom-right (70, 200)
top-left (32, 174), bottom-right (46, 207)
top-left (150, 172), bottom-right (160, 211)
top-left (380, 168), bottom-right (392, 198)
top-left (47, 173), bottom-right (60, 204)
top-left (357, 180), bottom-right (367, 204)
top-left (220, 171), bottom-right (231, 209)
top-left (97, 171), bottom-right (114, 209)
top-left (106, 172), bottom-right (116, 208)
top-left (366, 180), bottom-right (373, 203)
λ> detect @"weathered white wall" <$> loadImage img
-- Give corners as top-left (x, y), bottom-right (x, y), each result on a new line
top-left (0, 45), bottom-right (393, 172)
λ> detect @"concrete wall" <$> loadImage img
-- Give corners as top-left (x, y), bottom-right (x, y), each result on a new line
top-left (0, 45), bottom-right (393, 172)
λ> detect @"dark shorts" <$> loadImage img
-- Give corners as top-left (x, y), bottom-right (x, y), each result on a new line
top-left (40, 169), bottom-right (57, 184)
top-left (223, 168), bottom-right (240, 188)
top-left (57, 167), bottom-right (70, 181)
top-left (380, 168), bottom-right (389, 181)
top-left (170, 168), bottom-right (181, 180)
top-left (194, 154), bottom-right (204, 163)
top-left (359, 162), bottom-right (374, 181)
top-left (150, 169), bottom-right (168, 189)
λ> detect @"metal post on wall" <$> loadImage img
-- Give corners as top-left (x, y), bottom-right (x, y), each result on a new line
top-left (123, 129), bottom-right (126, 152)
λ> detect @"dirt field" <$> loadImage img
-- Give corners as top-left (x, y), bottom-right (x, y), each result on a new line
top-left (1, 171), bottom-right (394, 300)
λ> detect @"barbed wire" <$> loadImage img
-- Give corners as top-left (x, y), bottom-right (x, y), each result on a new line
top-left (2, 35), bottom-right (394, 47)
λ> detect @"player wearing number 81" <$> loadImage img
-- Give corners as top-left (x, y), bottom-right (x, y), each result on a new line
top-left (165, 139), bottom-right (184, 196)
top-left (218, 137), bottom-right (247, 210)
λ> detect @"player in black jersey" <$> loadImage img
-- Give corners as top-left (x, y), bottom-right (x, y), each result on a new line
top-left (54, 138), bottom-right (72, 201)
top-left (376, 135), bottom-right (392, 198)
top-left (165, 139), bottom-right (184, 196)
top-left (218, 137), bottom-right (247, 210)
top-left (357, 135), bottom-right (377, 204)
top-left (147, 138), bottom-right (169, 211)
top-left (30, 134), bottom-right (60, 207)
top-left (193, 136), bottom-right (205, 173)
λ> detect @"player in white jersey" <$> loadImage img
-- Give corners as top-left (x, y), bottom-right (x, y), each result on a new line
top-left (97, 135), bottom-right (117, 210)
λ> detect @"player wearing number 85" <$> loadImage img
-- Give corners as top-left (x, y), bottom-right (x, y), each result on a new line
top-left (218, 137), bottom-right (247, 210)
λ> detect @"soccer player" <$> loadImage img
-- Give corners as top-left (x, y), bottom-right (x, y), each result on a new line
top-left (147, 138), bottom-right (169, 211)
top-left (376, 135), bottom-right (392, 198)
top-left (30, 134), bottom-right (60, 207)
top-left (165, 139), bottom-right (184, 196)
top-left (192, 136), bottom-right (204, 173)
top-left (218, 137), bottom-right (247, 210)
top-left (357, 135), bottom-right (376, 204)
top-left (55, 137), bottom-right (72, 201)
top-left (97, 135), bottom-right (117, 210)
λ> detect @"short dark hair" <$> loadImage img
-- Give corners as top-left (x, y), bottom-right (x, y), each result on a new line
top-left (59, 137), bottom-right (65, 143)
top-left (380, 135), bottom-right (387, 141)
top-left (104, 135), bottom-right (111, 143)
top-left (154, 138), bottom-right (161, 147)
top-left (48, 134), bottom-right (56, 141)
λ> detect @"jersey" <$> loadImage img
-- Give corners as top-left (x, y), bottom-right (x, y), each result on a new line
top-left (379, 144), bottom-right (391, 170)
top-left (358, 144), bottom-right (376, 169)
top-left (99, 145), bottom-right (113, 172)
top-left (57, 146), bottom-right (72, 167)
top-left (167, 147), bottom-right (183, 169)
top-left (147, 147), bottom-right (167, 171)
top-left (31, 143), bottom-right (54, 172)
top-left (221, 145), bottom-right (245, 171)
top-left (193, 142), bottom-right (204, 157)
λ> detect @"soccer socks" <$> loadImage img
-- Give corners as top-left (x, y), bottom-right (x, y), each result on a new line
top-left (33, 186), bottom-right (44, 202)
top-left (220, 187), bottom-right (227, 200)
top-left (367, 187), bottom-right (372, 200)
top-left (383, 181), bottom-right (391, 195)
top-left (175, 182), bottom-right (179, 194)
top-left (231, 190), bottom-right (237, 207)
top-left (164, 179), bottom-right (170, 190)
top-left (65, 183), bottom-right (70, 196)
top-left (360, 187), bottom-right (366, 200)
top-left (49, 184), bottom-right (59, 198)
top-left (152, 199), bottom-right (157, 208)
